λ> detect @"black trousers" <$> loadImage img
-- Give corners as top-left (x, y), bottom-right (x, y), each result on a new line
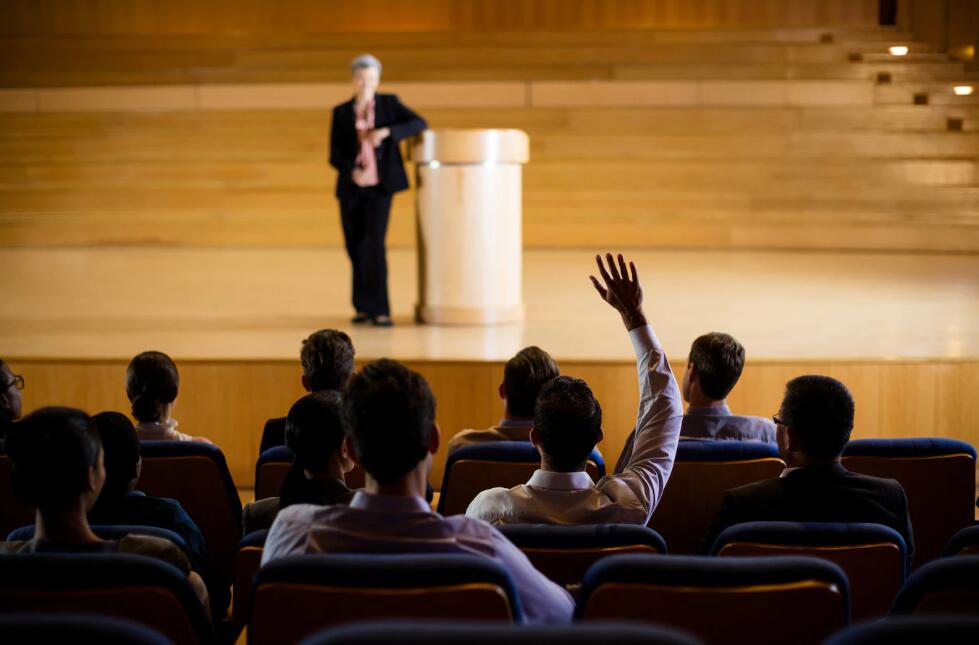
top-left (339, 185), bottom-right (393, 317)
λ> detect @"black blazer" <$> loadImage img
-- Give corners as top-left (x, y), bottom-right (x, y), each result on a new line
top-left (329, 93), bottom-right (427, 198)
top-left (701, 462), bottom-right (915, 562)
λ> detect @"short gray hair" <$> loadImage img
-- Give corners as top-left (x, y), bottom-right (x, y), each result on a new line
top-left (350, 54), bottom-right (382, 76)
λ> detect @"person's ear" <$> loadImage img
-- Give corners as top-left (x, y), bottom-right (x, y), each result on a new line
top-left (596, 427), bottom-right (605, 445)
top-left (301, 374), bottom-right (311, 392)
top-left (340, 436), bottom-right (351, 459)
top-left (498, 382), bottom-right (506, 400)
top-left (428, 423), bottom-right (441, 455)
top-left (346, 436), bottom-right (363, 466)
top-left (785, 425), bottom-right (802, 453)
top-left (529, 426), bottom-right (540, 447)
top-left (688, 362), bottom-right (698, 384)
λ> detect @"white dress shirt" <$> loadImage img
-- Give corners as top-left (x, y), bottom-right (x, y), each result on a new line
top-left (261, 492), bottom-right (574, 624)
top-left (465, 324), bottom-right (683, 526)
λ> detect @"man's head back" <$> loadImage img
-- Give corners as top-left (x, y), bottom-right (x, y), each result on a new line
top-left (683, 332), bottom-right (745, 403)
top-left (533, 376), bottom-right (602, 472)
top-left (778, 375), bottom-right (855, 463)
top-left (301, 329), bottom-right (355, 392)
top-left (342, 359), bottom-right (436, 485)
top-left (285, 391), bottom-right (346, 473)
top-left (91, 411), bottom-right (140, 501)
top-left (503, 346), bottom-right (559, 418)
top-left (7, 406), bottom-right (104, 512)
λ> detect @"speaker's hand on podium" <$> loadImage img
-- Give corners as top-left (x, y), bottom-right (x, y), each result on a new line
top-left (590, 253), bottom-right (648, 331)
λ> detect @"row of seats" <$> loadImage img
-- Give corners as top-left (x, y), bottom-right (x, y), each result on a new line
top-left (3, 435), bottom-right (974, 585)
top-left (257, 437), bottom-right (977, 562)
top-left (2, 549), bottom-right (976, 645)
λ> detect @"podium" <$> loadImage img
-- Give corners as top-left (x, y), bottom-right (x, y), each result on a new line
top-left (411, 129), bottom-right (529, 325)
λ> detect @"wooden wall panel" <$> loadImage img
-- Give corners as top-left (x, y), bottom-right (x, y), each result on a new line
top-left (10, 357), bottom-right (978, 490)
top-left (0, 1), bottom-right (881, 36)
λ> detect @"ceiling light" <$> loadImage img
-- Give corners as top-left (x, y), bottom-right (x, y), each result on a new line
top-left (952, 85), bottom-right (974, 96)
top-left (888, 45), bottom-right (909, 56)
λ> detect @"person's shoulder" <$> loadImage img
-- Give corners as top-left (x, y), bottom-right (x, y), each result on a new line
top-left (270, 502), bottom-right (324, 527)
top-left (725, 476), bottom-right (783, 503)
top-left (0, 540), bottom-right (29, 554)
top-left (244, 497), bottom-right (282, 533)
top-left (840, 468), bottom-right (907, 495)
top-left (466, 486), bottom-right (512, 518)
top-left (447, 428), bottom-right (504, 454)
top-left (117, 534), bottom-right (191, 573)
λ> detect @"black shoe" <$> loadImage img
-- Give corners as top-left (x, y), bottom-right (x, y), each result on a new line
top-left (351, 313), bottom-right (370, 324)
top-left (371, 315), bottom-right (394, 327)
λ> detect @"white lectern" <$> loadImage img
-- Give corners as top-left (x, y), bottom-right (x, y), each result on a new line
top-left (411, 129), bottom-right (529, 325)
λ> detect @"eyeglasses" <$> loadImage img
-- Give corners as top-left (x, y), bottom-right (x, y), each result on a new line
top-left (4, 374), bottom-right (24, 391)
top-left (772, 415), bottom-right (790, 427)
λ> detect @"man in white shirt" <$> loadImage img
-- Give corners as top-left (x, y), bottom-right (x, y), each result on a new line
top-left (466, 253), bottom-right (683, 526)
top-left (261, 358), bottom-right (573, 624)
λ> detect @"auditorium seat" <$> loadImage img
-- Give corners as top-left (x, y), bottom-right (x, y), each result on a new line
top-left (0, 455), bottom-right (34, 539)
top-left (942, 524), bottom-right (979, 557)
top-left (0, 613), bottom-right (172, 645)
top-left (255, 445), bottom-right (365, 500)
top-left (710, 521), bottom-right (906, 621)
top-left (250, 554), bottom-right (523, 645)
top-left (138, 440), bottom-right (242, 582)
top-left (890, 555), bottom-right (979, 616)
top-left (499, 523), bottom-right (667, 586)
top-left (233, 528), bottom-right (268, 636)
top-left (576, 554), bottom-right (849, 645)
top-left (824, 616), bottom-right (979, 645)
top-left (0, 552), bottom-right (217, 644)
top-left (842, 438), bottom-right (977, 566)
top-left (6, 523), bottom-right (190, 558)
top-left (648, 441), bottom-right (785, 554)
top-left (437, 441), bottom-right (606, 516)
top-left (300, 620), bottom-right (702, 645)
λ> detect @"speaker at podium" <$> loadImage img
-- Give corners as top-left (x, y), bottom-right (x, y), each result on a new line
top-left (411, 129), bottom-right (529, 325)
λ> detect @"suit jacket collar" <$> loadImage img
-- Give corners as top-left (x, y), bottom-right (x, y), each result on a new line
top-left (782, 461), bottom-right (848, 481)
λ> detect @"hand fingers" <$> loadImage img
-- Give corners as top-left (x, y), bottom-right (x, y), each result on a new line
top-left (606, 252), bottom-right (621, 281)
top-left (595, 254), bottom-right (613, 286)
top-left (589, 275), bottom-right (608, 299)
top-left (630, 260), bottom-right (638, 284)
top-left (617, 254), bottom-right (628, 282)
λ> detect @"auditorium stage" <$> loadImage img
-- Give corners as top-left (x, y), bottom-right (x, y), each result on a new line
top-left (1, 246), bottom-right (977, 487)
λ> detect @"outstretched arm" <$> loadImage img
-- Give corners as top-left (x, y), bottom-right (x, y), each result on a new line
top-left (590, 253), bottom-right (683, 525)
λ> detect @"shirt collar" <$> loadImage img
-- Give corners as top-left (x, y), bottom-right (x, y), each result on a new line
top-left (527, 469), bottom-right (595, 491)
top-left (497, 418), bottom-right (534, 428)
top-left (685, 404), bottom-right (731, 417)
top-left (349, 491), bottom-right (432, 514)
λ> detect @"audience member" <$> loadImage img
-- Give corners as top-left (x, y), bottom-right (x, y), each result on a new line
top-left (0, 359), bottom-right (24, 446)
top-left (260, 329), bottom-right (355, 453)
top-left (0, 406), bottom-right (209, 611)
top-left (126, 351), bottom-right (211, 443)
top-left (244, 391), bottom-right (356, 534)
top-left (88, 411), bottom-right (228, 619)
top-left (261, 359), bottom-right (573, 624)
top-left (447, 346), bottom-right (559, 454)
top-left (612, 331), bottom-right (774, 471)
top-left (464, 253), bottom-right (683, 526)
top-left (701, 375), bottom-right (914, 561)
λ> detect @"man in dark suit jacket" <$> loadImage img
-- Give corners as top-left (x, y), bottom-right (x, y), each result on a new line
top-left (259, 329), bottom-right (354, 454)
top-left (702, 375), bottom-right (914, 562)
top-left (330, 55), bottom-right (427, 325)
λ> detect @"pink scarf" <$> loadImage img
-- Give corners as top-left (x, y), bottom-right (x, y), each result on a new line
top-left (354, 99), bottom-right (380, 186)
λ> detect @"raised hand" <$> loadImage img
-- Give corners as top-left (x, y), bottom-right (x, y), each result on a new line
top-left (589, 253), bottom-right (648, 331)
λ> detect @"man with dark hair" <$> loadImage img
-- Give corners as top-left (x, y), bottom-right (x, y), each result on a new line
top-left (447, 346), bottom-right (559, 454)
top-left (466, 254), bottom-right (683, 526)
top-left (0, 359), bottom-right (23, 447)
top-left (701, 375), bottom-right (914, 560)
top-left (0, 407), bottom-right (209, 611)
top-left (262, 358), bottom-right (574, 624)
top-left (88, 411), bottom-right (229, 620)
top-left (244, 391), bottom-right (356, 534)
top-left (259, 329), bottom-right (355, 453)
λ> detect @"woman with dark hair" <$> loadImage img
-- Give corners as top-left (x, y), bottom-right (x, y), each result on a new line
top-left (0, 406), bottom-right (209, 612)
top-left (330, 53), bottom-right (427, 327)
top-left (125, 351), bottom-right (211, 443)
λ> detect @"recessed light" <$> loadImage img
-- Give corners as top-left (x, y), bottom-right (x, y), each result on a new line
top-left (952, 85), bottom-right (974, 96)
top-left (888, 45), bottom-right (909, 56)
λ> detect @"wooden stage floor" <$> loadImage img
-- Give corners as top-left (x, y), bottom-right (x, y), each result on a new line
top-left (2, 246), bottom-right (977, 362)
top-left (1, 246), bottom-right (977, 487)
